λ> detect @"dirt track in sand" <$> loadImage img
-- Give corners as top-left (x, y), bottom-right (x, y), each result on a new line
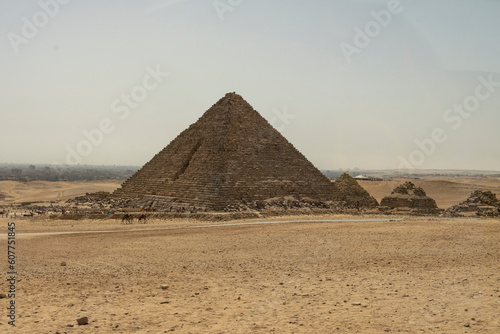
top-left (0, 216), bottom-right (499, 333)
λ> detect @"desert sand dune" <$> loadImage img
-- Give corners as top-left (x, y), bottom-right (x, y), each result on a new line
top-left (0, 180), bottom-right (122, 205)
top-left (360, 177), bottom-right (500, 209)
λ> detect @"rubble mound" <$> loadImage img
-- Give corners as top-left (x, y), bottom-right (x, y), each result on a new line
top-left (223, 196), bottom-right (348, 212)
top-left (332, 173), bottom-right (379, 207)
top-left (446, 190), bottom-right (500, 217)
top-left (67, 191), bottom-right (110, 204)
top-left (380, 182), bottom-right (438, 211)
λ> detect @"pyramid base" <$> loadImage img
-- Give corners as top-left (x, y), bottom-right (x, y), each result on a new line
top-left (109, 193), bottom-right (359, 213)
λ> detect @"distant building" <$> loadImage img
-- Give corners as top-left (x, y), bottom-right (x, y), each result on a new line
top-left (11, 169), bottom-right (23, 177)
top-left (354, 175), bottom-right (383, 181)
top-left (29, 165), bottom-right (36, 172)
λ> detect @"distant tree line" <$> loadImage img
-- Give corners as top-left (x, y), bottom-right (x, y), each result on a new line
top-left (0, 164), bottom-right (139, 181)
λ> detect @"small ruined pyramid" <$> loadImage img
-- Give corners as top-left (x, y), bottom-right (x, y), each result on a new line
top-left (113, 92), bottom-right (340, 211)
top-left (333, 173), bottom-right (379, 207)
top-left (380, 182), bottom-right (437, 210)
top-left (447, 190), bottom-right (500, 217)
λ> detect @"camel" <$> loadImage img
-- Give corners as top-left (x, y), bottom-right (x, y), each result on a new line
top-left (137, 214), bottom-right (147, 224)
top-left (121, 214), bottom-right (134, 224)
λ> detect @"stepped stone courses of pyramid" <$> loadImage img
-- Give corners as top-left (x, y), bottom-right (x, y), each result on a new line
top-left (113, 93), bottom-right (351, 211)
top-left (380, 182), bottom-right (438, 210)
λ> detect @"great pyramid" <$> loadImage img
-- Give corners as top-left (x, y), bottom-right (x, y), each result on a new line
top-left (112, 92), bottom-right (342, 211)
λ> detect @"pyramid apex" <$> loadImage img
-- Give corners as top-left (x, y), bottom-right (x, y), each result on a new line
top-left (223, 91), bottom-right (243, 101)
top-left (211, 92), bottom-right (251, 111)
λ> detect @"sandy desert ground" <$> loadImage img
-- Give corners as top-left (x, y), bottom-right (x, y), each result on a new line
top-left (0, 178), bottom-right (499, 333)
top-left (0, 215), bottom-right (499, 334)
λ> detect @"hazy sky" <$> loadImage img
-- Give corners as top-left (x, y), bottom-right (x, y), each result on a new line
top-left (1, 0), bottom-right (499, 171)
